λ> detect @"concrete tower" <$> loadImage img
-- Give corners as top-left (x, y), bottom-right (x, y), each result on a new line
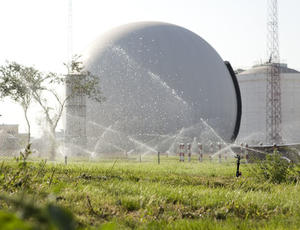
top-left (64, 74), bottom-right (87, 156)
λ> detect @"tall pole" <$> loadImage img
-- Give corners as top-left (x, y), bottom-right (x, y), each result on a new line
top-left (65, 0), bottom-right (87, 157)
top-left (67, 0), bottom-right (73, 67)
top-left (266, 0), bottom-right (282, 144)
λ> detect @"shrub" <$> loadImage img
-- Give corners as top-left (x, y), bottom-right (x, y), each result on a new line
top-left (252, 150), bottom-right (293, 184)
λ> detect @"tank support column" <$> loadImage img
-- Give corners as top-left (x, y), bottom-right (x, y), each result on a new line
top-left (179, 143), bottom-right (185, 162)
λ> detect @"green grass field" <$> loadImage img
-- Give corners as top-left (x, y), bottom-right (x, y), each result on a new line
top-left (0, 155), bottom-right (300, 229)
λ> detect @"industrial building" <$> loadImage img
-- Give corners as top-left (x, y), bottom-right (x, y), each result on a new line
top-left (237, 63), bottom-right (300, 145)
top-left (0, 124), bottom-right (22, 155)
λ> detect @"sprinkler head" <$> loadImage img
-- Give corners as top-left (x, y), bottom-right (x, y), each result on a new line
top-left (235, 154), bottom-right (242, 177)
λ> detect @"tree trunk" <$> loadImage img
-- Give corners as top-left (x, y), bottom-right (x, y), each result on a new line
top-left (23, 107), bottom-right (31, 145)
top-left (49, 127), bottom-right (57, 161)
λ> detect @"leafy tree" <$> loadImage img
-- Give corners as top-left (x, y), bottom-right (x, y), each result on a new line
top-left (64, 54), bottom-right (103, 103)
top-left (35, 55), bottom-right (104, 159)
top-left (0, 56), bottom-right (104, 159)
top-left (0, 62), bottom-right (36, 144)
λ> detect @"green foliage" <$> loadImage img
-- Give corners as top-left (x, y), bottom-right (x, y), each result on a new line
top-left (0, 195), bottom-right (75, 230)
top-left (1, 157), bottom-right (300, 229)
top-left (0, 62), bottom-right (38, 143)
top-left (65, 54), bottom-right (105, 103)
top-left (0, 210), bottom-right (31, 230)
top-left (0, 57), bottom-right (104, 159)
top-left (0, 62), bottom-right (33, 102)
top-left (251, 150), bottom-right (300, 184)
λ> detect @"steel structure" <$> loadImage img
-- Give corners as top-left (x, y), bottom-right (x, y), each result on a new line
top-left (67, 0), bottom-right (73, 68)
top-left (266, 0), bottom-right (282, 144)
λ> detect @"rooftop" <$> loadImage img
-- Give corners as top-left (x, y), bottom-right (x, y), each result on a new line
top-left (237, 63), bottom-right (299, 75)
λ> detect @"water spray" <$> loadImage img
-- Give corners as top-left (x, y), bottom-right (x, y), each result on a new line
top-left (218, 143), bottom-right (222, 163)
top-left (210, 143), bottom-right (214, 154)
top-left (245, 143), bottom-right (249, 164)
top-left (209, 143), bottom-right (214, 162)
top-left (198, 143), bottom-right (203, 162)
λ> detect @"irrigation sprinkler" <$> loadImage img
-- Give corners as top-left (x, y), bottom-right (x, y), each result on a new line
top-left (235, 155), bottom-right (242, 177)
top-left (210, 143), bottom-right (214, 154)
top-left (187, 143), bottom-right (191, 162)
top-left (139, 153), bottom-right (142, 163)
top-left (157, 151), bottom-right (160, 164)
top-left (179, 143), bottom-right (185, 162)
top-left (198, 143), bottom-right (203, 162)
top-left (218, 143), bottom-right (222, 163)
top-left (65, 156), bottom-right (68, 165)
top-left (209, 143), bottom-right (214, 162)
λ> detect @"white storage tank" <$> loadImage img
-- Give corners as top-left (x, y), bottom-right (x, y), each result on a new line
top-left (237, 63), bottom-right (300, 144)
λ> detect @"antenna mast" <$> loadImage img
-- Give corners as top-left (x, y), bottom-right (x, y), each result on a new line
top-left (266, 0), bottom-right (282, 144)
top-left (67, 0), bottom-right (73, 71)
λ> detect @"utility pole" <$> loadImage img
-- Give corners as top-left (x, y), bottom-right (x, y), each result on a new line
top-left (266, 0), bottom-right (282, 144)
top-left (67, 0), bottom-right (73, 67)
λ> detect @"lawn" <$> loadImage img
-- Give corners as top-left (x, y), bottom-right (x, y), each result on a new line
top-left (0, 155), bottom-right (299, 229)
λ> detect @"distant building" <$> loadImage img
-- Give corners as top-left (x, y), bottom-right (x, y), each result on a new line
top-left (0, 124), bottom-right (18, 136)
top-left (0, 124), bottom-right (20, 155)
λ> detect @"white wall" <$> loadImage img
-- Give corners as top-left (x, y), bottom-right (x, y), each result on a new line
top-left (281, 73), bottom-right (300, 143)
top-left (237, 72), bottom-right (300, 144)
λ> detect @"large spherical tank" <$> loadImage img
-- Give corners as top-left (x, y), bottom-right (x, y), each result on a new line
top-left (82, 22), bottom-right (241, 153)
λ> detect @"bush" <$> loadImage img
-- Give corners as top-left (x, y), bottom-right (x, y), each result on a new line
top-left (0, 194), bottom-right (76, 230)
top-left (254, 151), bottom-right (291, 184)
top-left (252, 150), bottom-right (297, 184)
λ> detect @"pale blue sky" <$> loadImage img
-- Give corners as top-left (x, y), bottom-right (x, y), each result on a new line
top-left (0, 0), bottom-right (299, 135)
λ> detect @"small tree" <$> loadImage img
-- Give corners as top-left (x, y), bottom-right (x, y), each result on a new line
top-left (31, 55), bottom-right (104, 159)
top-left (0, 56), bottom-right (104, 159)
top-left (64, 54), bottom-right (103, 103)
top-left (0, 62), bottom-right (36, 144)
